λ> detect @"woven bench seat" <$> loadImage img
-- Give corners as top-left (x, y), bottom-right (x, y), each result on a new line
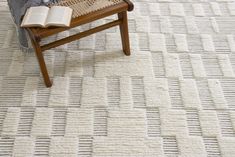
top-left (29, 0), bottom-right (132, 39)
top-left (53, 0), bottom-right (125, 18)
top-left (26, 0), bottom-right (134, 87)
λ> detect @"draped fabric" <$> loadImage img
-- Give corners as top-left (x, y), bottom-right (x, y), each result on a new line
top-left (7, 0), bottom-right (60, 52)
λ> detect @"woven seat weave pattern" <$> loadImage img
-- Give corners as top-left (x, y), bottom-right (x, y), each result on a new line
top-left (52, 0), bottom-right (124, 18)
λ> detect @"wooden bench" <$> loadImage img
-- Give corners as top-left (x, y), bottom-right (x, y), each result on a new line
top-left (26, 0), bottom-right (134, 87)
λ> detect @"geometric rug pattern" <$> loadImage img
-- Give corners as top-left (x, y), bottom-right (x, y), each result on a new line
top-left (1, 0), bottom-right (235, 156)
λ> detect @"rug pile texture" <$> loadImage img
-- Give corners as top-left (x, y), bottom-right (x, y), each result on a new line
top-left (1, 0), bottom-right (235, 156)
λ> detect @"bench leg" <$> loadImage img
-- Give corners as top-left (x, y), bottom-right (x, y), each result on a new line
top-left (29, 35), bottom-right (52, 87)
top-left (118, 11), bottom-right (131, 56)
top-left (35, 48), bottom-right (52, 87)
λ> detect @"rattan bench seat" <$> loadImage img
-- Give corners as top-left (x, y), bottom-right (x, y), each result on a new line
top-left (51, 0), bottom-right (124, 18)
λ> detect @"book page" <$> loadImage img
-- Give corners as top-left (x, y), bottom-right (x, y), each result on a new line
top-left (21, 6), bottom-right (49, 27)
top-left (45, 6), bottom-right (73, 27)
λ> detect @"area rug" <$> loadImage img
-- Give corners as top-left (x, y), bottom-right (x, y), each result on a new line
top-left (1, 0), bottom-right (235, 156)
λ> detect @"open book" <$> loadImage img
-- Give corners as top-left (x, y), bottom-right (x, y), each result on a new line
top-left (21, 6), bottom-right (73, 28)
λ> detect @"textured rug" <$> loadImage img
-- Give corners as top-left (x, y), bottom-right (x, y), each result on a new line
top-left (1, 0), bottom-right (235, 156)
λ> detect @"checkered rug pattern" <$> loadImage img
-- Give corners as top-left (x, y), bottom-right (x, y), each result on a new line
top-left (1, 0), bottom-right (235, 156)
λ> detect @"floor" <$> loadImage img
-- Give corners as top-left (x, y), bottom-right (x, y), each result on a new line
top-left (0, 0), bottom-right (235, 156)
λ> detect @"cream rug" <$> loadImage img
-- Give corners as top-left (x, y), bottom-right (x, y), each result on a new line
top-left (1, 0), bottom-right (235, 156)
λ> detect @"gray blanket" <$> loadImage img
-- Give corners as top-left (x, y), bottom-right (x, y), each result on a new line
top-left (7, 0), bottom-right (59, 52)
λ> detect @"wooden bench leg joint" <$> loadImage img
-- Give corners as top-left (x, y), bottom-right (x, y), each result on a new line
top-left (123, 0), bottom-right (134, 11)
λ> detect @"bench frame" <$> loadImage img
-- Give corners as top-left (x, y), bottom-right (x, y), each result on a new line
top-left (26, 0), bottom-right (134, 87)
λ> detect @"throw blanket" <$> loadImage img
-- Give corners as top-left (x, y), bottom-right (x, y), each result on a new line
top-left (7, 0), bottom-right (59, 52)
